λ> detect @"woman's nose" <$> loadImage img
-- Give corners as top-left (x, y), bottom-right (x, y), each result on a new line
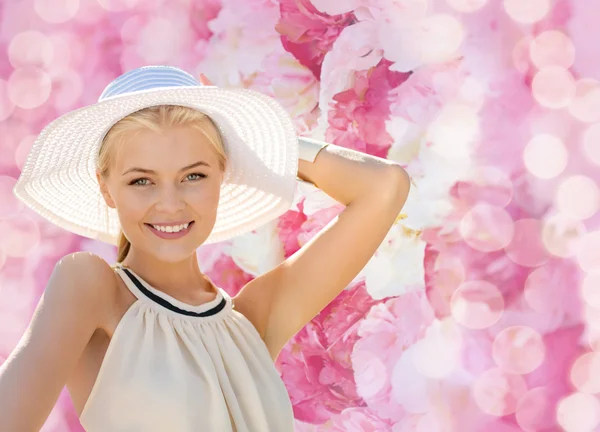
top-left (154, 187), bottom-right (185, 213)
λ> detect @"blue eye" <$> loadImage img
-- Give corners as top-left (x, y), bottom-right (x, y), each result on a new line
top-left (128, 173), bottom-right (207, 186)
top-left (129, 178), bottom-right (149, 186)
top-left (187, 173), bottom-right (207, 181)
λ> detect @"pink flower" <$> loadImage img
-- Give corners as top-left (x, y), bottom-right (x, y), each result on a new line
top-left (202, 250), bottom-right (254, 297)
top-left (325, 59), bottom-right (412, 157)
top-left (189, 0), bottom-right (223, 39)
top-left (423, 233), bottom-right (531, 319)
top-left (351, 290), bottom-right (435, 422)
top-left (276, 0), bottom-right (355, 78)
top-left (297, 204), bottom-right (344, 247)
top-left (458, 323), bottom-right (584, 431)
top-left (328, 407), bottom-right (392, 431)
top-left (388, 60), bottom-right (466, 127)
top-left (196, 0), bottom-right (285, 87)
top-left (250, 51), bottom-right (321, 135)
top-left (526, 325), bottom-right (584, 390)
top-left (276, 281), bottom-right (383, 424)
top-left (475, 77), bottom-right (535, 175)
top-left (276, 204), bottom-right (308, 257)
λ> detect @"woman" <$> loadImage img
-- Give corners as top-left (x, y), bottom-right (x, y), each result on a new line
top-left (0, 66), bottom-right (410, 431)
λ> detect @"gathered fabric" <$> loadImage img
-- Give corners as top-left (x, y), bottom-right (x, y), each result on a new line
top-left (79, 264), bottom-right (295, 432)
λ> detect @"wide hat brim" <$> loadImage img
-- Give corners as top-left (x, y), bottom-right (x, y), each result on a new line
top-left (13, 85), bottom-right (299, 246)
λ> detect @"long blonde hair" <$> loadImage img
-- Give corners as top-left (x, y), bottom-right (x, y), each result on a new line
top-left (96, 105), bottom-right (227, 263)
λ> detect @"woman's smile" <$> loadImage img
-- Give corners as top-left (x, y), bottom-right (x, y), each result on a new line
top-left (144, 221), bottom-right (195, 239)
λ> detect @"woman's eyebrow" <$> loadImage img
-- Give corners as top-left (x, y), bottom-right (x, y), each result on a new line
top-left (121, 161), bottom-right (210, 176)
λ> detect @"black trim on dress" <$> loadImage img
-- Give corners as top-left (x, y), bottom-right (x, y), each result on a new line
top-left (121, 268), bottom-right (227, 317)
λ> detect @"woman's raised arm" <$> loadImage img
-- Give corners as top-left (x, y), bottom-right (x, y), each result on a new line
top-left (0, 252), bottom-right (113, 431)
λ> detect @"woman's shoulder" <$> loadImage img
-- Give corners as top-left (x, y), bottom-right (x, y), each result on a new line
top-left (53, 252), bottom-right (119, 312)
top-left (56, 252), bottom-right (117, 286)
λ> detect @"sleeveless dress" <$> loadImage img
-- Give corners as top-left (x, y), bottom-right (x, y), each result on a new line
top-left (79, 263), bottom-right (295, 432)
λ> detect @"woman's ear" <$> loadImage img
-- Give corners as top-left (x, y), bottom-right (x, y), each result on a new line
top-left (96, 171), bottom-right (116, 209)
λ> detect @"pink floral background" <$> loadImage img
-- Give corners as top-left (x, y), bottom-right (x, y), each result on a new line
top-left (1, 0), bottom-right (600, 430)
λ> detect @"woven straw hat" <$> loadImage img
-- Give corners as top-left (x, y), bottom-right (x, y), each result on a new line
top-left (13, 65), bottom-right (299, 246)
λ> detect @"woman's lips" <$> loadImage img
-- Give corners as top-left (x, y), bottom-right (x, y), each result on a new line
top-left (145, 221), bottom-right (195, 240)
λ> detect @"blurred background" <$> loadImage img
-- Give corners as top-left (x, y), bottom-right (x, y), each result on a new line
top-left (1, 0), bottom-right (600, 430)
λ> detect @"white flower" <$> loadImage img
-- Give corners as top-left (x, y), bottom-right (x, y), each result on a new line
top-left (315, 20), bottom-right (384, 133)
top-left (360, 220), bottom-right (426, 299)
top-left (198, 0), bottom-right (281, 87)
top-left (229, 220), bottom-right (284, 277)
top-left (391, 319), bottom-right (466, 413)
top-left (292, 181), bottom-right (339, 215)
top-left (389, 133), bottom-right (473, 231)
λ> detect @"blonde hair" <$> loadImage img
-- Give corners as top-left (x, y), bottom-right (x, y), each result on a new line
top-left (96, 105), bottom-right (227, 263)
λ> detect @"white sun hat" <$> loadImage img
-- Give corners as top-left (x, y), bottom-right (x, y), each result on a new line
top-left (13, 65), bottom-right (299, 246)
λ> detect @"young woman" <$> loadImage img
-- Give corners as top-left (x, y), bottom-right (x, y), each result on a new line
top-left (0, 66), bottom-right (410, 431)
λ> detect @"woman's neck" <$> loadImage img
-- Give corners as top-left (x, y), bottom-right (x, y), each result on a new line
top-left (119, 251), bottom-right (216, 304)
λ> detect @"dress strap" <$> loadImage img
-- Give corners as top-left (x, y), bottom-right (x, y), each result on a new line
top-left (112, 263), bottom-right (229, 318)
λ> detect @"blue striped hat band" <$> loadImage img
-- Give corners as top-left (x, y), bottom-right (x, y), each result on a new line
top-left (98, 66), bottom-right (202, 101)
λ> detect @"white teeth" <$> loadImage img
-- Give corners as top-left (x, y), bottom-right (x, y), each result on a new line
top-left (151, 223), bottom-right (189, 233)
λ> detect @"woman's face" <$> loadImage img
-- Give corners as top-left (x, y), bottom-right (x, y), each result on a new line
top-left (99, 125), bottom-right (224, 262)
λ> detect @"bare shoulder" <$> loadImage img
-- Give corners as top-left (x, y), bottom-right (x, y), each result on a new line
top-left (56, 251), bottom-right (115, 280)
top-left (51, 252), bottom-right (118, 313)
